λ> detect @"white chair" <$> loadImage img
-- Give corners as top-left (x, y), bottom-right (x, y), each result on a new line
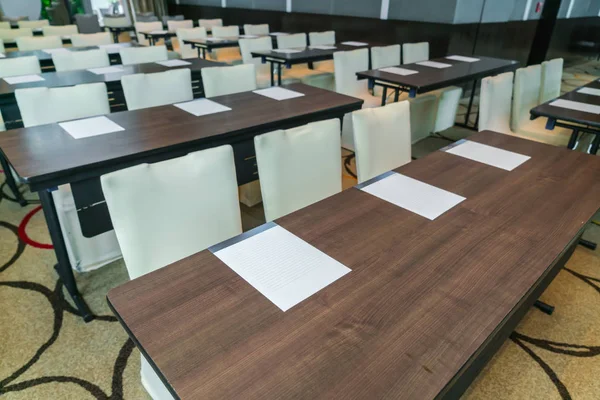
top-left (0, 28), bottom-right (33, 44)
top-left (239, 37), bottom-right (299, 88)
top-left (0, 39), bottom-right (5, 54)
top-left (52, 49), bottom-right (110, 72)
top-left (244, 24), bottom-right (269, 36)
top-left (211, 25), bottom-right (242, 64)
top-left (372, 44), bottom-right (401, 69)
top-left (71, 32), bottom-right (113, 47)
top-left (0, 56), bottom-right (41, 78)
top-left (479, 72), bottom-right (515, 135)
top-left (255, 119), bottom-right (342, 221)
top-left (103, 16), bottom-right (131, 28)
top-left (122, 68), bottom-right (193, 111)
top-left (16, 36), bottom-right (62, 51)
top-left (18, 20), bottom-right (50, 30)
top-left (402, 42), bottom-right (429, 64)
top-left (539, 58), bottom-right (563, 104)
top-left (42, 25), bottom-right (78, 37)
top-left (277, 33), bottom-right (333, 90)
top-left (135, 21), bottom-right (163, 46)
top-left (512, 64), bottom-right (572, 146)
top-left (352, 101), bottom-right (411, 183)
top-left (199, 18), bottom-right (223, 33)
top-left (100, 145), bottom-right (242, 400)
top-left (0, 22), bottom-right (10, 30)
top-left (167, 19), bottom-right (193, 31)
top-left (308, 31), bottom-right (335, 72)
top-left (119, 45), bottom-right (168, 65)
top-left (175, 27), bottom-right (206, 59)
top-left (201, 64), bottom-right (257, 98)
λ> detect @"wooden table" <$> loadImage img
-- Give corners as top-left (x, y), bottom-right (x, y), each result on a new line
top-left (183, 37), bottom-right (241, 59)
top-left (103, 26), bottom-right (135, 43)
top-left (107, 130), bottom-right (600, 399)
top-left (139, 30), bottom-right (177, 46)
top-left (530, 79), bottom-right (600, 154)
top-left (0, 83), bottom-right (362, 322)
top-left (3, 45), bottom-right (126, 71)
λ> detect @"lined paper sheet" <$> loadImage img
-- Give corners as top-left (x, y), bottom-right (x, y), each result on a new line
top-left (360, 172), bottom-right (465, 220)
top-left (309, 45), bottom-right (336, 50)
top-left (577, 87), bottom-right (600, 97)
top-left (213, 224), bottom-right (351, 312)
top-left (445, 140), bottom-right (530, 171)
top-left (379, 67), bottom-right (418, 76)
top-left (59, 116), bottom-right (125, 139)
top-left (272, 49), bottom-right (303, 54)
top-left (43, 48), bottom-right (69, 54)
top-left (446, 55), bottom-right (480, 62)
top-left (416, 61), bottom-right (452, 69)
top-left (155, 59), bottom-right (191, 67)
top-left (549, 99), bottom-right (600, 114)
top-left (253, 87), bottom-right (305, 100)
top-left (341, 41), bottom-right (368, 46)
top-left (87, 66), bottom-right (124, 75)
top-left (174, 98), bottom-right (232, 117)
top-left (4, 75), bottom-right (45, 85)
top-left (98, 43), bottom-right (131, 54)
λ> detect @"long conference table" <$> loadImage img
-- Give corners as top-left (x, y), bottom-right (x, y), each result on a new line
top-left (0, 83), bottom-right (363, 322)
top-left (107, 130), bottom-right (600, 399)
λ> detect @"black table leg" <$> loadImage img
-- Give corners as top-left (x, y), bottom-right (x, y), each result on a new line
top-left (394, 88), bottom-right (400, 103)
top-left (567, 129), bottom-right (579, 149)
top-left (0, 155), bottom-right (27, 206)
top-left (112, 30), bottom-right (119, 43)
top-left (39, 189), bottom-right (93, 322)
top-left (464, 80), bottom-right (478, 126)
top-left (277, 63), bottom-right (282, 86)
top-left (579, 239), bottom-right (597, 251)
top-left (381, 87), bottom-right (388, 106)
top-left (589, 134), bottom-right (600, 154)
top-left (270, 62), bottom-right (274, 87)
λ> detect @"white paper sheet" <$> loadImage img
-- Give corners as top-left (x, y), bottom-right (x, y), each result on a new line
top-left (360, 172), bottom-right (465, 220)
top-left (549, 99), bottom-right (600, 114)
top-left (446, 55), bottom-right (480, 62)
top-left (445, 140), bottom-right (530, 171)
top-left (213, 224), bottom-right (351, 311)
top-left (4, 75), bottom-right (45, 85)
top-left (62, 35), bottom-right (71, 40)
top-left (577, 87), bottom-right (600, 97)
top-left (59, 116), bottom-right (125, 139)
top-left (98, 43), bottom-right (131, 54)
top-left (239, 34), bottom-right (258, 38)
top-left (416, 60), bottom-right (452, 69)
top-left (272, 48), bottom-right (303, 54)
top-left (341, 41), bottom-right (368, 46)
top-left (253, 87), bottom-right (305, 101)
top-left (174, 98), bottom-right (232, 117)
top-left (0, 53), bottom-right (5, 58)
top-left (87, 66), bottom-right (124, 75)
top-left (270, 32), bottom-right (289, 36)
top-left (379, 66), bottom-right (418, 76)
top-left (309, 45), bottom-right (337, 50)
top-left (150, 30), bottom-right (168, 34)
top-left (155, 59), bottom-right (192, 67)
top-left (43, 48), bottom-right (69, 54)
top-left (205, 37), bottom-right (225, 42)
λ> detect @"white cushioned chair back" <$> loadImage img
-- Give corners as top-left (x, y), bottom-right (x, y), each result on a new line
top-left (309, 31), bottom-right (335, 46)
top-left (334, 48), bottom-right (369, 96)
top-left (119, 45), bottom-right (168, 65)
top-left (176, 27), bottom-right (207, 58)
top-left (0, 28), bottom-right (32, 44)
top-left (52, 49), bottom-right (110, 72)
top-left (71, 32), bottom-right (113, 47)
top-left (239, 37), bottom-right (272, 76)
top-left (101, 145), bottom-right (242, 280)
top-left (277, 33), bottom-right (306, 49)
top-left (512, 64), bottom-right (541, 132)
top-left (122, 68), bottom-right (193, 111)
top-left (18, 20), bottom-right (50, 29)
top-left (244, 24), bottom-right (269, 36)
top-left (372, 44), bottom-right (401, 69)
top-left (255, 119), bottom-right (342, 221)
top-left (0, 22), bottom-right (10, 30)
top-left (16, 35), bottom-right (62, 51)
top-left (432, 86), bottom-right (463, 133)
top-left (352, 101), bottom-right (411, 183)
top-left (402, 42), bottom-right (429, 64)
top-left (42, 25), bottom-right (78, 36)
top-left (0, 56), bottom-right (41, 78)
top-left (15, 83), bottom-right (110, 127)
top-left (103, 16), bottom-right (130, 28)
top-left (202, 64), bottom-right (257, 98)
top-left (0, 39), bottom-right (4, 54)
top-left (479, 71), bottom-right (513, 134)
top-left (199, 18), bottom-right (223, 32)
top-left (167, 20), bottom-right (193, 31)
top-left (135, 21), bottom-right (162, 45)
top-left (539, 58), bottom-right (563, 104)
top-left (212, 25), bottom-right (240, 38)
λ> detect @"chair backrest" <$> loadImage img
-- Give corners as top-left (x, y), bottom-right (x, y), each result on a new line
top-left (136, 15), bottom-right (158, 22)
top-left (101, 145), bottom-right (243, 280)
top-left (121, 68), bottom-right (193, 111)
top-left (479, 72), bottom-right (514, 134)
top-left (176, 27), bottom-right (207, 59)
top-left (75, 14), bottom-right (101, 34)
top-left (334, 48), bottom-right (369, 96)
top-left (0, 22), bottom-right (10, 30)
top-left (52, 48), bottom-right (110, 72)
top-left (135, 21), bottom-right (162, 45)
top-left (277, 33), bottom-right (306, 49)
top-left (167, 20), bottom-right (193, 31)
top-left (0, 28), bottom-right (33, 44)
top-left (372, 44), bottom-right (401, 69)
top-left (309, 31), bottom-right (335, 46)
top-left (18, 20), bottom-right (49, 30)
top-left (539, 58), bottom-right (563, 104)
top-left (199, 18), bottom-right (223, 32)
top-left (255, 118), bottom-right (342, 221)
top-left (42, 25), bottom-right (78, 37)
top-left (0, 39), bottom-right (4, 54)
top-left (239, 37), bottom-right (272, 77)
top-left (119, 45), bottom-right (168, 65)
top-left (162, 15), bottom-right (184, 24)
top-left (15, 83), bottom-right (110, 127)
top-left (71, 32), bottom-right (113, 47)
top-left (103, 16), bottom-right (130, 28)
top-left (512, 64), bottom-right (542, 132)
top-left (0, 56), bottom-right (41, 78)
top-left (244, 24), bottom-right (269, 36)
top-left (17, 36), bottom-right (62, 51)
top-left (212, 25), bottom-right (240, 38)
top-left (201, 64), bottom-right (257, 98)
top-left (402, 42), bottom-right (429, 64)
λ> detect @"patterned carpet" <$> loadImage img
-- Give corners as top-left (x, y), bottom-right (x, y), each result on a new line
top-left (1, 61), bottom-right (600, 399)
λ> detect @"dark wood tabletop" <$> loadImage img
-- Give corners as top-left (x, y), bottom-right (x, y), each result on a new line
top-left (251, 42), bottom-right (377, 65)
top-left (107, 130), bottom-right (600, 400)
top-left (3, 46), bottom-right (100, 62)
top-left (356, 55), bottom-right (519, 95)
top-left (140, 30), bottom-right (178, 38)
top-left (183, 37), bottom-right (241, 50)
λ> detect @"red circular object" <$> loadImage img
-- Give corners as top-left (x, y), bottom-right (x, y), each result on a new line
top-left (18, 206), bottom-right (53, 249)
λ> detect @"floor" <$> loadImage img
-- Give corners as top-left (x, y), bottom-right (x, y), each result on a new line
top-left (1, 60), bottom-right (600, 399)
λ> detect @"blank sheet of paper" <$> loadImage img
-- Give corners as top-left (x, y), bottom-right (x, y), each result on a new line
top-left (445, 140), bottom-right (530, 171)
top-left (270, 32), bottom-right (289, 36)
top-left (272, 49), bottom-right (302, 54)
top-left (0, 53), bottom-right (5, 58)
top-left (341, 41), bottom-right (368, 46)
top-left (174, 98), bottom-right (232, 117)
top-left (213, 224), bottom-right (351, 311)
top-left (379, 67), bottom-right (418, 76)
top-left (577, 87), bottom-right (600, 97)
top-left (416, 61), bottom-right (452, 69)
top-left (253, 87), bottom-right (305, 100)
top-left (155, 59), bottom-right (191, 67)
top-left (446, 55), bottom-right (480, 62)
top-left (550, 99), bottom-right (600, 114)
top-left (43, 48), bottom-right (69, 55)
top-left (309, 45), bottom-right (336, 50)
top-left (88, 66), bottom-right (124, 75)
top-left (99, 43), bottom-right (131, 54)
top-left (361, 173), bottom-right (465, 220)
top-left (239, 34), bottom-right (258, 38)
top-left (150, 30), bottom-right (168, 34)
top-left (59, 116), bottom-right (125, 139)
top-left (4, 75), bottom-right (45, 85)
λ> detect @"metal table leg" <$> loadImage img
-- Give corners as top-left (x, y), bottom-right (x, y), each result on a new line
top-left (589, 134), bottom-right (600, 154)
top-left (0, 155), bottom-right (27, 206)
top-left (270, 62), bottom-right (274, 87)
top-left (381, 87), bottom-right (388, 106)
top-left (579, 239), bottom-right (597, 250)
top-left (464, 80), bottom-right (477, 126)
top-left (567, 129), bottom-right (579, 149)
top-left (277, 63), bottom-right (282, 86)
top-left (394, 88), bottom-right (400, 103)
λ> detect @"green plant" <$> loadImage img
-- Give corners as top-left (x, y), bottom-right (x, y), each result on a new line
top-left (41, 0), bottom-right (85, 19)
